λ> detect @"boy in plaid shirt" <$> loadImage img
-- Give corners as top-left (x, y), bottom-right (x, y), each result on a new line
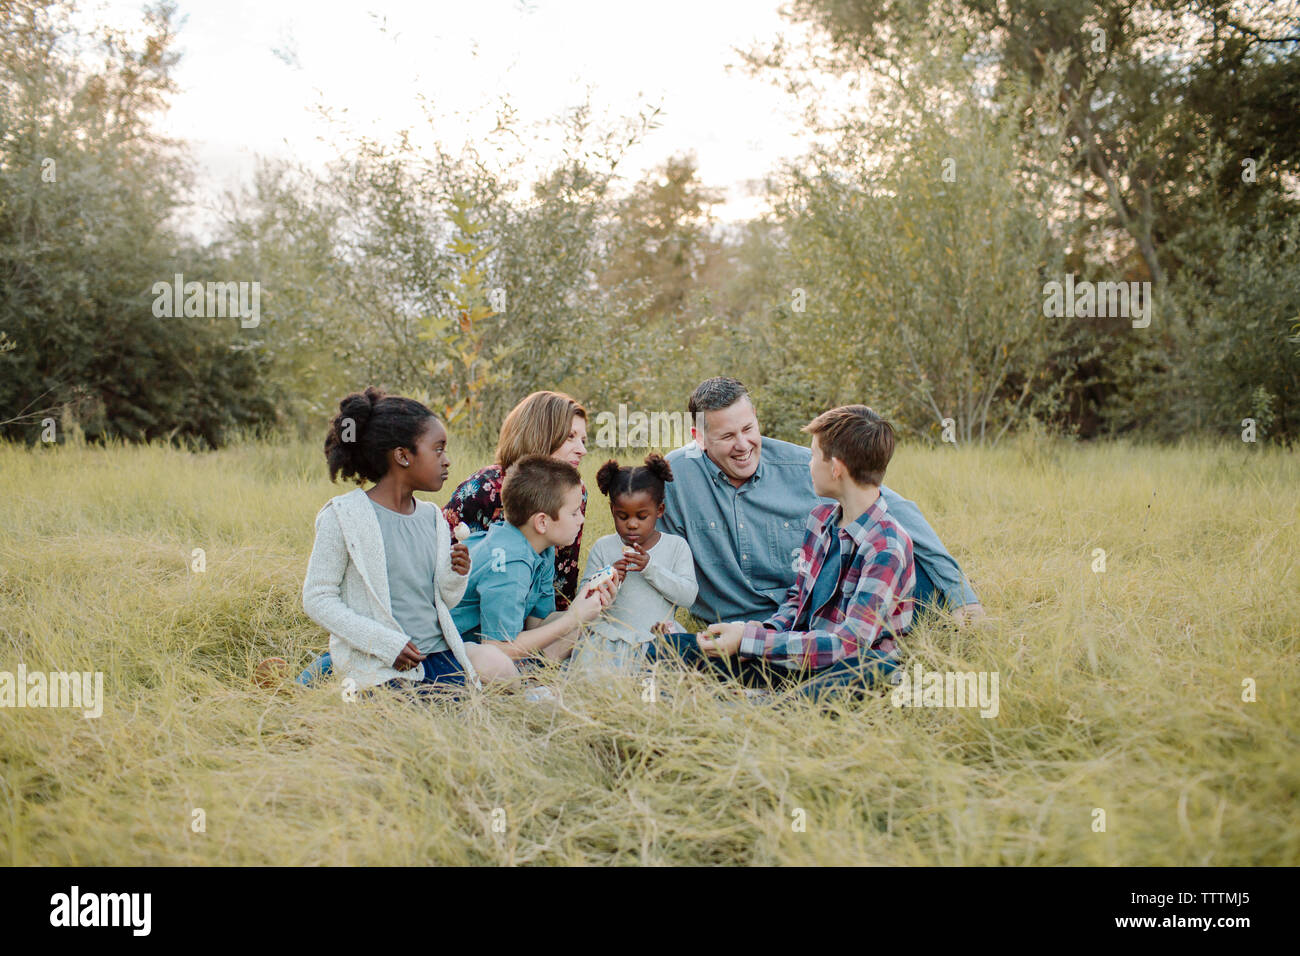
top-left (653, 404), bottom-right (914, 699)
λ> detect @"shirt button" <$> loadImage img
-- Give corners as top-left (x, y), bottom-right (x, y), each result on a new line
top-left (742, 554), bottom-right (748, 561)
top-left (710, 521), bottom-right (715, 528)
top-left (784, 522), bottom-right (790, 528)
top-left (739, 522), bottom-right (744, 529)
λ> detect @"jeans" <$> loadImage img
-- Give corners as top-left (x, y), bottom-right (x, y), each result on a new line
top-left (419, 649), bottom-right (468, 685)
top-left (380, 649), bottom-right (467, 701)
top-left (299, 649), bottom-right (464, 688)
top-left (649, 630), bottom-right (900, 701)
top-left (296, 651), bottom-right (333, 686)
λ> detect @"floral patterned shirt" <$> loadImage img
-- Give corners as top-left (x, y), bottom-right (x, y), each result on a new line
top-left (443, 464), bottom-right (587, 611)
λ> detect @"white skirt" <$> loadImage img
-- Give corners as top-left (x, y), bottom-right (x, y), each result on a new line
top-left (569, 635), bottom-right (651, 673)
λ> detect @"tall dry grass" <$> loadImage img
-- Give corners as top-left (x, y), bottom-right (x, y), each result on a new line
top-left (0, 434), bottom-right (1296, 864)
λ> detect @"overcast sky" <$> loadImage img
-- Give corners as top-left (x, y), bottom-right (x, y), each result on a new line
top-left (83, 0), bottom-right (818, 236)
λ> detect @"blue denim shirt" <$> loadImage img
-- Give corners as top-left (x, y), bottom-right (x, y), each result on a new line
top-left (449, 521), bottom-right (557, 644)
top-left (660, 436), bottom-right (977, 623)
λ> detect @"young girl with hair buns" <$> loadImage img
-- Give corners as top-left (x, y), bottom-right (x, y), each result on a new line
top-left (570, 454), bottom-right (698, 674)
top-left (298, 387), bottom-right (516, 693)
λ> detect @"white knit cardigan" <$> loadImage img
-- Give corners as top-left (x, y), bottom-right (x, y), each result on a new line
top-left (302, 487), bottom-right (480, 690)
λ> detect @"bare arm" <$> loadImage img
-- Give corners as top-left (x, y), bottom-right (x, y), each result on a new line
top-left (490, 609), bottom-right (581, 660)
top-left (491, 582), bottom-right (614, 660)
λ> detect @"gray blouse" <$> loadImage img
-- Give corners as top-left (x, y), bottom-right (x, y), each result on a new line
top-left (369, 498), bottom-right (448, 655)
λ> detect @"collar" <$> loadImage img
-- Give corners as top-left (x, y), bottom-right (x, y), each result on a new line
top-left (493, 519), bottom-right (551, 564)
top-left (828, 493), bottom-right (888, 548)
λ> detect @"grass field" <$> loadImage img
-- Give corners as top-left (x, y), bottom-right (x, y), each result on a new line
top-left (0, 434), bottom-right (1297, 865)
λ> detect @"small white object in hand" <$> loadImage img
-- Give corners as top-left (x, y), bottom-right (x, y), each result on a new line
top-left (587, 565), bottom-right (618, 589)
top-left (453, 522), bottom-right (471, 542)
top-left (623, 545), bottom-right (638, 556)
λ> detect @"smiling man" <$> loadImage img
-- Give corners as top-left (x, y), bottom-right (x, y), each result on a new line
top-left (656, 403), bottom-right (916, 698)
top-left (658, 377), bottom-right (982, 629)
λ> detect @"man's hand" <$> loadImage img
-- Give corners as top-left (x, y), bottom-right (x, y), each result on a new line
top-left (393, 641), bottom-right (426, 671)
top-left (950, 603), bottom-right (986, 626)
top-left (450, 542), bottom-right (471, 576)
top-left (698, 621), bottom-right (744, 658)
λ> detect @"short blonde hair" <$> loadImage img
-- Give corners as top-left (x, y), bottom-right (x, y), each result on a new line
top-left (495, 391), bottom-right (587, 471)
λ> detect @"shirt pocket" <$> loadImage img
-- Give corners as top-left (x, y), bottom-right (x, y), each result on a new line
top-left (687, 516), bottom-right (732, 576)
top-left (774, 516), bottom-right (807, 574)
top-left (750, 518), bottom-right (800, 593)
top-left (688, 516), bottom-right (728, 541)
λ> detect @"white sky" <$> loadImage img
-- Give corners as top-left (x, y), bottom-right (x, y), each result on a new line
top-left (82, 0), bottom-right (819, 238)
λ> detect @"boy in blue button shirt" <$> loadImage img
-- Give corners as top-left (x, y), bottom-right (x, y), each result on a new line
top-left (451, 455), bottom-right (614, 678)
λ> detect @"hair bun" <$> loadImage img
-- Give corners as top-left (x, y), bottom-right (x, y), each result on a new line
top-left (644, 452), bottom-right (673, 483)
top-left (339, 386), bottom-right (383, 432)
top-left (595, 459), bottom-right (622, 497)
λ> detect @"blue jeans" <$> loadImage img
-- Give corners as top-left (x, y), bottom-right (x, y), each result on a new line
top-left (381, 649), bottom-right (467, 700)
top-left (418, 649), bottom-right (467, 686)
top-left (297, 651), bottom-right (333, 686)
top-left (649, 630), bottom-right (899, 701)
top-left (300, 649), bottom-right (465, 688)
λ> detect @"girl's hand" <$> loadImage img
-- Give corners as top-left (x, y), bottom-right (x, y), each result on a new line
top-left (451, 542), bottom-right (471, 576)
top-left (619, 541), bottom-right (650, 573)
top-left (394, 641), bottom-right (426, 671)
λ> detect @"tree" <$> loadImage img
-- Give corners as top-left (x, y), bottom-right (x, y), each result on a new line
top-left (415, 192), bottom-right (515, 444)
top-left (0, 0), bottom-right (276, 445)
top-left (745, 0), bottom-right (1300, 441)
top-left (762, 67), bottom-right (1074, 444)
top-left (766, 0), bottom-right (1300, 285)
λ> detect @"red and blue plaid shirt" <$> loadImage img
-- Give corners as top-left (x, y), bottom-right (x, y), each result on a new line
top-left (739, 494), bottom-right (915, 669)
